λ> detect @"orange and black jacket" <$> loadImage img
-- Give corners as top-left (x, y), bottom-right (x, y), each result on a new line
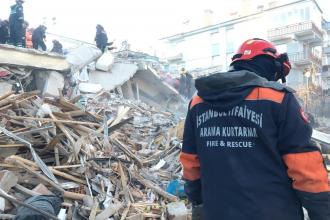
top-left (25, 30), bottom-right (33, 48)
top-left (180, 70), bottom-right (330, 220)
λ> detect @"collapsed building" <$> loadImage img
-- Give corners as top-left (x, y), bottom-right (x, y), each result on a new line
top-left (0, 44), bottom-right (183, 110)
top-left (0, 44), bottom-right (189, 219)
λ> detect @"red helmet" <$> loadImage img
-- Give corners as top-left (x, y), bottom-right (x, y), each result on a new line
top-left (231, 38), bottom-right (291, 81)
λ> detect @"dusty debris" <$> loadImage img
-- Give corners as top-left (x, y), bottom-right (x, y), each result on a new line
top-left (0, 88), bottom-right (185, 219)
top-left (166, 201), bottom-right (188, 220)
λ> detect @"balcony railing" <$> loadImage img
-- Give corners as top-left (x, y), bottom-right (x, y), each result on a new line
top-left (324, 41), bottom-right (330, 54)
top-left (166, 53), bottom-right (183, 62)
top-left (288, 52), bottom-right (322, 66)
top-left (322, 21), bottom-right (330, 31)
top-left (268, 21), bottom-right (323, 42)
top-left (324, 41), bottom-right (330, 47)
top-left (323, 56), bottom-right (330, 66)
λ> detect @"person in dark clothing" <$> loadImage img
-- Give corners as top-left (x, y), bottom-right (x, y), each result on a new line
top-left (32, 25), bottom-right (47, 51)
top-left (9, 0), bottom-right (24, 46)
top-left (185, 71), bottom-right (194, 98)
top-left (0, 20), bottom-right (10, 44)
top-left (179, 68), bottom-right (195, 99)
top-left (51, 40), bottom-right (63, 54)
top-left (21, 20), bottom-right (28, 47)
top-left (95, 24), bottom-right (108, 52)
top-left (180, 38), bottom-right (330, 220)
top-left (179, 69), bottom-right (187, 96)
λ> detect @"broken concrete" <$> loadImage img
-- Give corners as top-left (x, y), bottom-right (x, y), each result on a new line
top-left (0, 170), bottom-right (18, 193)
top-left (34, 71), bottom-right (65, 97)
top-left (89, 63), bottom-right (138, 90)
top-left (78, 82), bottom-right (103, 93)
top-left (95, 51), bottom-right (114, 71)
top-left (124, 66), bottom-right (183, 110)
top-left (0, 82), bottom-right (12, 96)
top-left (167, 201), bottom-right (188, 220)
top-left (0, 45), bottom-right (70, 71)
top-left (66, 45), bottom-right (102, 71)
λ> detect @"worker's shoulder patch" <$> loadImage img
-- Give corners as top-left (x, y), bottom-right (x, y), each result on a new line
top-left (245, 87), bottom-right (285, 104)
top-left (190, 96), bottom-right (204, 109)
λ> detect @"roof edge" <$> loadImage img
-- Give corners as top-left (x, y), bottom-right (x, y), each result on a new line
top-left (160, 0), bottom-right (322, 41)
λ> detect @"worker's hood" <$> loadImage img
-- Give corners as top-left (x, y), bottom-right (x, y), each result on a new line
top-left (195, 70), bottom-right (292, 109)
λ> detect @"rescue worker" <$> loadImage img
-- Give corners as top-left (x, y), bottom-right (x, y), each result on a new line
top-left (95, 24), bottom-right (108, 52)
top-left (179, 68), bottom-right (187, 97)
top-left (0, 20), bottom-right (10, 44)
top-left (25, 27), bottom-right (33, 48)
top-left (21, 21), bottom-right (28, 47)
top-left (180, 38), bottom-right (330, 220)
top-left (32, 25), bottom-right (47, 51)
top-left (179, 68), bottom-right (195, 99)
top-left (186, 71), bottom-right (194, 98)
top-left (51, 40), bottom-right (63, 54)
top-left (9, 0), bottom-right (24, 46)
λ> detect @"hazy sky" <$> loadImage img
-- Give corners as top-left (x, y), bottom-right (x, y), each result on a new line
top-left (1, 0), bottom-right (329, 52)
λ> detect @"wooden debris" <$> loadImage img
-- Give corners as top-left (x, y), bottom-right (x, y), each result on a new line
top-left (0, 90), bottom-right (184, 218)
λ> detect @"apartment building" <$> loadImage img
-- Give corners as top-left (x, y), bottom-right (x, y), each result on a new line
top-left (161, 0), bottom-right (324, 89)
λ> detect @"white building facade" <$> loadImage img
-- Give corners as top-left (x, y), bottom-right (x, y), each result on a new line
top-left (161, 0), bottom-right (324, 89)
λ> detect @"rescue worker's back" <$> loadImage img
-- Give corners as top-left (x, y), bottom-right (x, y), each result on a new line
top-left (180, 39), bottom-right (330, 220)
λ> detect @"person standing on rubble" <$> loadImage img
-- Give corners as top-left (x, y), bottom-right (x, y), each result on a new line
top-left (32, 25), bottom-right (47, 51)
top-left (8, 0), bottom-right (25, 47)
top-left (50, 40), bottom-right (63, 54)
top-left (185, 71), bottom-right (195, 98)
top-left (21, 21), bottom-right (28, 47)
top-left (180, 38), bottom-right (330, 220)
top-left (95, 24), bottom-right (108, 53)
top-left (179, 68), bottom-right (195, 99)
top-left (179, 68), bottom-right (188, 97)
top-left (0, 20), bottom-right (10, 44)
top-left (25, 27), bottom-right (33, 48)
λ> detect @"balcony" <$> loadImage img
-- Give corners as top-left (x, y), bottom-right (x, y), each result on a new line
top-left (268, 21), bottom-right (323, 45)
top-left (324, 41), bottom-right (330, 54)
top-left (322, 21), bottom-right (330, 32)
top-left (288, 52), bottom-right (322, 67)
top-left (166, 53), bottom-right (183, 63)
top-left (323, 56), bottom-right (330, 67)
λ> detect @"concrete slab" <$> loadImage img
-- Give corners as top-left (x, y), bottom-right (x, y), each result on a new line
top-left (79, 82), bottom-right (103, 93)
top-left (0, 44), bottom-right (70, 71)
top-left (89, 63), bottom-right (138, 90)
top-left (129, 66), bottom-right (183, 109)
top-left (34, 71), bottom-right (64, 97)
top-left (66, 45), bottom-right (102, 71)
top-left (0, 170), bottom-right (18, 193)
top-left (167, 202), bottom-right (188, 220)
top-left (0, 82), bottom-right (12, 96)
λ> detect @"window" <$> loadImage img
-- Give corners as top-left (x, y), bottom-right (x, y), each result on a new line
top-left (226, 27), bottom-right (235, 54)
top-left (211, 43), bottom-right (220, 56)
top-left (210, 32), bottom-right (220, 44)
top-left (305, 6), bottom-right (310, 20)
top-left (226, 42), bottom-right (234, 54)
top-left (300, 8), bottom-right (305, 21)
top-left (280, 12), bottom-right (287, 25)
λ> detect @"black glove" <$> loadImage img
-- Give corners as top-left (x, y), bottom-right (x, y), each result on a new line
top-left (192, 204), bottom-right (203, 220)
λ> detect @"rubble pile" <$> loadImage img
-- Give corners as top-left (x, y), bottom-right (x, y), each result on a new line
top-left (0, 89), bottom-right (187, 219)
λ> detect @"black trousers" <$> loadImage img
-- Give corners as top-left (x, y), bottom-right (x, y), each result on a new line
top-left (9, 20), bottom-right (23, 46)
top-left (32, 39), bottom-right (46, 51)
